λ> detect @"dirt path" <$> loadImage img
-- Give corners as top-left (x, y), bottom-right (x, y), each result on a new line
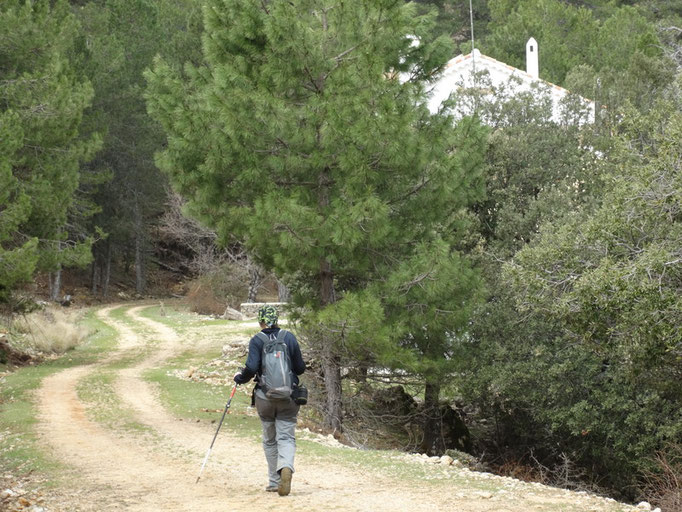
top-left (34, 305), bottom-right (635, 512)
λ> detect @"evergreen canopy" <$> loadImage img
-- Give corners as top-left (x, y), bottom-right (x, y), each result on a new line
top-left (0, 0), bottom-right (99, 304)
top-left (146, 0), bottom-right (487, 429)
top-left (146, 0), bottom-right (482, 300)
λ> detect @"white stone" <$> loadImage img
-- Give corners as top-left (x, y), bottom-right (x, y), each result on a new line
top-left (636, 502), bottom-right (652, 511)
top-left (222, 306), bottom-right (245, 321)
top-left (1, 489), bottom-right (16, 499)
top-left (439, 455), bottom-right (454, 465)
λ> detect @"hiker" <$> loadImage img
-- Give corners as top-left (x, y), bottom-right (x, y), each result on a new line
top-left (233, 305), bottom-right (306, 496)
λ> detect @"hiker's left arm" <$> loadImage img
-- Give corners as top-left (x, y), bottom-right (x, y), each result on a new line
top-left (234, 336), bottom-right (261, 383)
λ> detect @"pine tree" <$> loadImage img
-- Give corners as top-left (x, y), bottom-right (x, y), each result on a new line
top-left (0, 0), bottom-right (99, 306)
top-left (146, 0), bottom-right (485, 431)
top-left (75, 0), bottom-right (205, 296)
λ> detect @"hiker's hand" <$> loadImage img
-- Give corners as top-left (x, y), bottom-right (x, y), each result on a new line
top-left (233, 372), bottom-right (243, 384)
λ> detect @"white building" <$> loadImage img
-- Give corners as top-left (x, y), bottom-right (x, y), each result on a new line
top-left (426, 38), bottom-right (595, 124)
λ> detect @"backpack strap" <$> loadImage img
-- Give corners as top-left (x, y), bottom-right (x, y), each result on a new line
top-left (256, 329), bottom-right (288, 344)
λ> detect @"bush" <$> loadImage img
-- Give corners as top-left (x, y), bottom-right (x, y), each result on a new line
top-left (185, 263), bottom-right (249, 316)
top-left (462, 287), bottom-right (682, 500)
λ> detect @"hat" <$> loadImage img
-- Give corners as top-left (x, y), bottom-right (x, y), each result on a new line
top-left (257, 305), bottom-right (278, 327)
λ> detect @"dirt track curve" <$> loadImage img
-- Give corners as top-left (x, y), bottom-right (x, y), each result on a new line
top-left (34, 305), bottom-right (633, 512)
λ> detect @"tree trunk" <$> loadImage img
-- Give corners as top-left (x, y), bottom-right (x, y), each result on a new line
top-left (321, 339), bottom-right (343, 434)
top-left (124, 248), bottom-right (131, 274)
top-left (317, 166), bottom-right (343, 434)
top-left (421, 380), bottom-right (443, 455)
top-left (247, 261), bottom-right (262, 302)
top-left (277, 281), bottom-right (290, 302)
top-left (50, 268), bottom-right (62, 302)
top-left (319, 257), bottom-right (343, 433)
top-left (135, 237), bottom-right (145, 294)
top-left (102, 239), bottom-right (112, 298)
top-left (134, 200), bottom-right (145, 295)
top-left (90, 260), bottom-right (99, 296)
top-left (320, 258), bottom-right (336, 304)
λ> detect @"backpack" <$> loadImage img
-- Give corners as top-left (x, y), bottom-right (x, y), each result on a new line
top-left (257, 329), bottom-right (293, 400)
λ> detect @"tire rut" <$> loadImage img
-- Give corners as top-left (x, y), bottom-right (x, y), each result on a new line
top-left (105, 306), bottom-right (449, 511)
top-left (36, 306), bottom-right (244, 511)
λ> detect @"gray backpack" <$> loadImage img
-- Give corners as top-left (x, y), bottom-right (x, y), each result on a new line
top-left (257, 329), bottom-right (293, 399)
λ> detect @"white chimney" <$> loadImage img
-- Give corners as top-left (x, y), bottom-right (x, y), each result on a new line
top-left (526, 37), bottom-right (539, 79)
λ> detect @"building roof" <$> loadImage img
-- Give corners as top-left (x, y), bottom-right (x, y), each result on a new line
top-left (426, 48), bottom-right (595, 123)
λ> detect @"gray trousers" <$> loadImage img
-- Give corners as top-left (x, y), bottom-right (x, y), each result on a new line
top-left (255, 393), bottom-right (300, 487)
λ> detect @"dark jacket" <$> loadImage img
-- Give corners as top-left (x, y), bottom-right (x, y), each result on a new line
top-left (234, 327), bottom-right (306, 386)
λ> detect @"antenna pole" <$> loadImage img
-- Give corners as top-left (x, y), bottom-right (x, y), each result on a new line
top-left (469, 0), bottom-right (476, 82)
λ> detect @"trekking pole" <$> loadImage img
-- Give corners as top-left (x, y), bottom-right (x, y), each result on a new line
top-left (196, 383), bottom-right (238, 484)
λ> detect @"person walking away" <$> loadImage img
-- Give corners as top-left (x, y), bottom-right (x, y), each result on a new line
top-left (233, 305), bottom-right (306, 496)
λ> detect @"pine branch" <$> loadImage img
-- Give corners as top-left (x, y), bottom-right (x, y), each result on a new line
top-left (273, 180), bottom-right (319, 187)
top-left (387, 177), bottom-right (432, 206)
top-left (399, 270), bottom-right (437, 293)
top-left (333, 44), bottom-right (361, 63)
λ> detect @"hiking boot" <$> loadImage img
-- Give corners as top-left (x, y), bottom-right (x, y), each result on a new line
top-left (278, 467), bottom-right (292, 496)
top-left (265, 485), bottom-right (278, 492)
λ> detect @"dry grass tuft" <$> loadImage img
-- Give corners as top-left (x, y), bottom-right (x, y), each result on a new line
top-left (12, 307), bottom-right (90, 354)
top-left (643, 444), bottom-right (682, 512)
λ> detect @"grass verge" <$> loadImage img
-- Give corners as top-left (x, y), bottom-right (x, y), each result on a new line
top-left (144, 351), bottom-right (263, 442)
top-left (76, 372), bottom-right (153, 435)
top-left (138, 303), bottom-right (257, 338)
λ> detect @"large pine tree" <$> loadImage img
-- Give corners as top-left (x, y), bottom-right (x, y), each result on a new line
top-left (146, 0), bottom-right (485, 430)
top-left (0, 0), bottom-right (99, 305)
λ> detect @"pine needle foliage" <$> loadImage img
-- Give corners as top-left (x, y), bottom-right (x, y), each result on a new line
top-left (0, 0), bottom-right (100, 305)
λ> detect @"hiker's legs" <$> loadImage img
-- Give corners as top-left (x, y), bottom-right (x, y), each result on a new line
top-left (261, 420), bottom-right (279, 487)
top-left (256, 396), bottom-right (300, 484)
top-left (256, 397), bottom-right (279, 487)
top-left (274, 400), bottom-right (299, 473)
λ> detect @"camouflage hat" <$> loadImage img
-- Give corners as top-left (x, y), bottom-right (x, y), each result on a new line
top-left (257, 305), bottom-right (278, 327)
